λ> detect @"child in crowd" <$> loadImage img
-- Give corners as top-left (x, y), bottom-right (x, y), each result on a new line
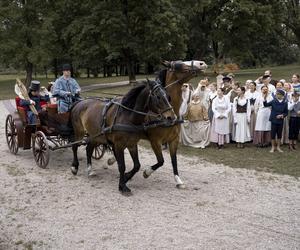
top-left (263, 89), bottom-right (288, 153)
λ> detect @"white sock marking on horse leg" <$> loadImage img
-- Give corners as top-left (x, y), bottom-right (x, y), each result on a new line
top-left (87, 164), bottom-right (96, 176)
top-left (145, 167), bottom-right (154, 177)
top-left (174, 175), bottom-right (186, 189)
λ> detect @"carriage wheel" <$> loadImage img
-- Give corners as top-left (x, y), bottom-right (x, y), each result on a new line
top-left (92, 145), bottom-right (105, 160)
top-left (32, 131), bottom-right (50, 168)
top-left (5, 115), bottom-right (19, 154)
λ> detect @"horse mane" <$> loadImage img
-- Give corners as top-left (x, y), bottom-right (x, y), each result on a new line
top-left (156, 69), bottom-right (167, 87)
top-left (121, 82), bottom-right (147, 109)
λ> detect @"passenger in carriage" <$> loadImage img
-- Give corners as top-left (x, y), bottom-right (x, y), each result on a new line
top-left (20, 80), bottom-right (50, 124)
top-left (53, 63), bottom-right (82, 113)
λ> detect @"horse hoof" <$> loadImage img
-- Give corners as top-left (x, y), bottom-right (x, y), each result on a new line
top-left (121, 191), bottom-right (133, 197)
top-left (107, 157), bottom-right (116, 165)
top-left (71, 167), bottom-right (78, 175)
top-left (88, 170), bottom-right (97, 177)
top-left (176, 183), bottom-right (186, 189)
top-left (143, 170), bottom-right (149, 179)
top-left (119, 186), bottom-right (132, 196)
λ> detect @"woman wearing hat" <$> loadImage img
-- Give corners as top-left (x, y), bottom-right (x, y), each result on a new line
top-left (53, 64), bottom-right (81, 113)
top-left (263, 89), bottom-right (288, 153)
top-left (20, 80), bottom-right (50, 124)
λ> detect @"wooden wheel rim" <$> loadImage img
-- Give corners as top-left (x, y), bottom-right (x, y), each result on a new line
top-left (32, 131), bottom-right (50, 168)
top-left (92, 145), bottom-right (105, 160)
top-left (5, 115), bottom-right (18, 154)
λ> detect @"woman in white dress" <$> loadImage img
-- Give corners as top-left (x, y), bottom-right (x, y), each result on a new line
top-left (210, 88), bottom-right (231, 149)
top-left (245, 81), bottom-right (259, 139)
top-left (253, 85), bottom-right (273, 147)
top-left (233, 87), bottom-right (251, 148)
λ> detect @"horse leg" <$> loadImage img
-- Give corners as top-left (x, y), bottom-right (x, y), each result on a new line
top-left (86, 142), bottom-right (96, 176)
top-left (143, 141), bottom-right (164, 178)
top-left (114, 147), bottom-right (132, 195)
top-left (124, 145), bottom-right (141, 183)
top-left (71, 144), bottom-right (79, 175)
top-left (169, 139), bottom-right (185, 189)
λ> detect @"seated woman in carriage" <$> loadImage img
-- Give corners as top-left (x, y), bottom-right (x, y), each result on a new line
top-left (19, 80), bottom-right (50, 124)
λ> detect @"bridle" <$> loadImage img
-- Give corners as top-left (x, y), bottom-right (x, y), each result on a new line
top-left (112, 81), bottom-right (174, 121)
top-left (165, 60), bottom-right (199, 89)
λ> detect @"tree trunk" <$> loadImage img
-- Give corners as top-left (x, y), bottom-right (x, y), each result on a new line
top-left (44, 66), bottom-right (48, 79)
top-left (107, 65), bottom-right (112, 77)
top-left (25, 61), bottom-right (33, 88)
top-left (53, 58), bottom-right (58, 79)
top-left (126, 60), bottom-right (136, 84)
top-left (87, 67), bottom-right (90, 78)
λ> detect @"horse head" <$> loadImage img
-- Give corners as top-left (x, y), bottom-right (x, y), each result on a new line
top-left (145, 79), bottom-right (177, 122)
top-left (161, 60), bottom-right (207, 85)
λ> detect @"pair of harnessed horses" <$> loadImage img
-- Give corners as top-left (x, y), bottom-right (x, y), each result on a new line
top-left (70, 60), bottom-right (207, 195)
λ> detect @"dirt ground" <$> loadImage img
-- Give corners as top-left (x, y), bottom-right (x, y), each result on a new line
top-left (0, 100), bottom-right (299, 250)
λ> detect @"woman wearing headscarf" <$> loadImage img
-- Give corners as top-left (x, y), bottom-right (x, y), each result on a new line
top-left (179, 83), bottom-right (193, 118)
top-left (180, 93), bottom-right (210, 148)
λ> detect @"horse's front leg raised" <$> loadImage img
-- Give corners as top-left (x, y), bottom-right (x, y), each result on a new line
top-left (114, 146), bottom-right (132, 196)
top-left (168, 139), bottom-right (185, 189)
top-left (124, 145), bottom-right (141, 183)
top-left (86, 142), bottom-right (96, 176)
top-left (143, 140), bottom-right (164, 178)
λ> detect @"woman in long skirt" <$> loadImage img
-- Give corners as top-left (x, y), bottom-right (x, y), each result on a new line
top-left (245, 81), bottom-right (259, 139)
top-left (253, 85), bottom-right (273, 147)
top-left (233, 87), bottom-right (251, 148)
top-left (210, 88), bottom-right (231, 149)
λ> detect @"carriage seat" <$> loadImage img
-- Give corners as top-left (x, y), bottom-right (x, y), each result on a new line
top-left (15, 97), bottom-right (51, 123)
top-left (15, 97), bottom-right (27, 123)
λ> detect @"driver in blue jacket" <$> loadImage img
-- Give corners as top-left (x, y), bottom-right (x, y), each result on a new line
top-left (53, 64), bottom-right (81, 113)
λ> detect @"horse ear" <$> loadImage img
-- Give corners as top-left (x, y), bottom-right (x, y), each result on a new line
top-left (145, 78), bottom-right (151, 88)
top-left (162, 60), bottom-right (171, 68)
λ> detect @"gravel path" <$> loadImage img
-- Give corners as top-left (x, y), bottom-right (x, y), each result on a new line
top-left (0, 100), bottom-right (299, 250)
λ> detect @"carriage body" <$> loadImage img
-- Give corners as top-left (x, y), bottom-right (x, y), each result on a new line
top-left (5, 98), bottom-right (105, 168)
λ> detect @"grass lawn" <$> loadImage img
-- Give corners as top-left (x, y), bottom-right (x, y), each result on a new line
top-left (1, 64), bottom-right (300, 177)
top-left (0, 74), bottom-right (148, 100)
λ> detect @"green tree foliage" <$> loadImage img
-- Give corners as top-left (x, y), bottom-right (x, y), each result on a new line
top-left (0, 0), bottom-right (56, 86)
top-left (0, 0), bottom-right (299, 83)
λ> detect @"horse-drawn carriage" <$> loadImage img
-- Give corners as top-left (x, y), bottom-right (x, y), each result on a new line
top-left (5, 60), bottom-right (207, 194)
top-left (5, 95), bottom-right (105, 168)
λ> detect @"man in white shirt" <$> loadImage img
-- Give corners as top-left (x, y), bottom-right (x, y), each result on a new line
top-left (256, 75), bottom-right (276, 94)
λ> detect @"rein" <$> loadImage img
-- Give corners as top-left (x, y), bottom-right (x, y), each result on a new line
top-left (111, 100), bottom-right (165, 119)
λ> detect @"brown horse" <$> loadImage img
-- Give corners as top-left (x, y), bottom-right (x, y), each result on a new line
top-left (70, 79), bottom-right (176, 195)
top-left (106, 60), bottom-right (207, 188)
top-left (142, 60), bottom-right (208, 188)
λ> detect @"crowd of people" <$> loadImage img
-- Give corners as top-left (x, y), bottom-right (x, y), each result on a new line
top-left (179, 71), bottom-right (300, 153)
